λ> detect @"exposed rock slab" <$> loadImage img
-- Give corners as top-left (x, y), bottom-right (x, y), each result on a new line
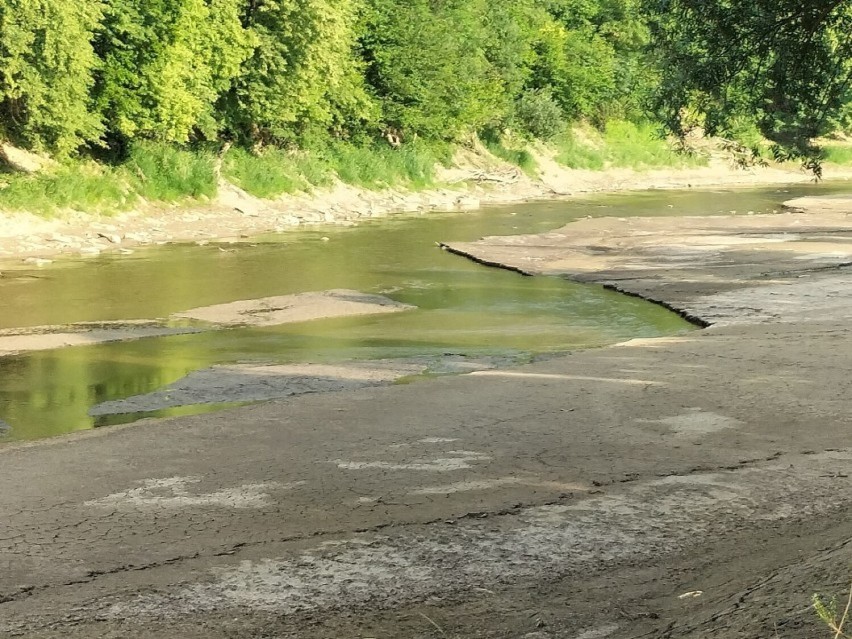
top-left (443, 207), bottom-right (852, 326)
top-left (88, 355), bottom-right (519, 416)
top-left (172, 289), bottom-right (414, 326)
top-left (88, 360), bottom-right (428, 415)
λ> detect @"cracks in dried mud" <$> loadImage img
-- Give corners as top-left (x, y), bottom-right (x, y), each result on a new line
top-left (2, 448), bottom-right (843, 610)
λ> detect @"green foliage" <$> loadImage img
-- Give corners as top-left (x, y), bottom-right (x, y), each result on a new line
top-left (228, 0), bottom-right (374, 145)
top-left (97, 0), bottom-right (254, 144)
top-left (514, 89), bottom-right (566, 140)
top-left (554, 121), bottom-right (707, 170)
top-left (224, 140), bottom-right (452, 195)
top-left (0, 164), bottom-right (133, 215)
top-left (11, 0), bottom-right (843, 211)
top-left (646, 0), bottom-right (852, 160)
top-left (725, 117), bottom-right (770, 158)
top-left (481, 0), bottom-right (540, 114)
top-left (223, 147), bottom-right (333, 197)
top-left (487, 142), bottom-right (539, 178)
top-left (361, 0), bottom-right (506, 140)
top-left (0, 143), bottom-right (218, 215)
top-left (823, 144), bottom-right (852, 165)
top-left (125, 142), bottom-right (217, 201)
top-left (0, 143), bottom-right (217, 215)
top-left (553, 133), bottom-right (606, 170)
top-left (526, 0), bottom-right (653, 124)
top-left (320, 141), bottom-right (450, 190)
top-left (813, 587), bottom-right (851, 638)
top-left (0, 0), bottom-right (103, 155)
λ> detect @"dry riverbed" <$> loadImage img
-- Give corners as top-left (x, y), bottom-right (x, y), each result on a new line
top-left (1, 193), bottom-right (851, 638)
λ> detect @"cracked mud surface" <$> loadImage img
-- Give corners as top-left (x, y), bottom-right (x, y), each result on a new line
top-left (3, 195), bottom-right (852, 638)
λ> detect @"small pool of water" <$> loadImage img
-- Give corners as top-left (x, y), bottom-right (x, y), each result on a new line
top-left (0, 182), bottom-right (846, 442)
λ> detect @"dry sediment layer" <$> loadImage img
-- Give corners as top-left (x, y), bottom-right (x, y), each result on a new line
top-left (1, 195), bottom-right (851, 639)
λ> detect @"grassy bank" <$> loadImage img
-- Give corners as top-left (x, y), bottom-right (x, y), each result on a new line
top-left (0, 140), bottom-right (456, 216)
top-left (223, 140), bottom-right (453, 197)
top-left (553, 121), bottom-right (709, 170)
top-left (0, 143), bottom-right (217, 216)
top-left (0, 122), bottom-right (770, 217)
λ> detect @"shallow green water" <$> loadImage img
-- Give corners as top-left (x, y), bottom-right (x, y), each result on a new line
top-left (0, 182), bottom-right (846, 441)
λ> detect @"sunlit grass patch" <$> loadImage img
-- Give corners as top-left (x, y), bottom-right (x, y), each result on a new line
top-left (482, 135), bottom-right (539, 177)
top-left (224, 148), bottom-right (316, 198)
top-left (321, 141), bottom-right (451, 190)
top-left (823, 144), bottom-right (852, 165)
top-left (0, 163), bottom-right (135, 216)
top-left (554, 121), bottom-right (708, 170)
top-left (126, 142), bottom-right (217, 202)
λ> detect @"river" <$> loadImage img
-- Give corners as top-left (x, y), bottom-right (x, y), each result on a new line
top-left (0, 182), bottom-right (845, 442)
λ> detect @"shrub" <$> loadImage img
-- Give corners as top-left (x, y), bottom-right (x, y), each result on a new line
top-left (514, 89), bottom-right (565, 141)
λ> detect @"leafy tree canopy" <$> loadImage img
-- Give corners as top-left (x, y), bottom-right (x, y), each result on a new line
top-left (227, 0), bottom-right (375, 146)
top-left (0, 0), bottom-right (103, 155)
top-left (645, 0), bottom-right (852, 162)
top-left (360, 0), bottom-right (507, 140)
top-left (97, 0), bottom-right (254, 145)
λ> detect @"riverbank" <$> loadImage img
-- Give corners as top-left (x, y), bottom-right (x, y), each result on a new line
top-left (1, 194), bottom-right (851, 638)
top-left (1, 147), bottom-right (850, 264)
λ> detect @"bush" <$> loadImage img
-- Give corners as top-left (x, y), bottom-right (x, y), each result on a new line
top-left (514, 89), bottom-right (565, 141)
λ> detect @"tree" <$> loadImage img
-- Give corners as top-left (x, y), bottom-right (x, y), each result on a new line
top-left (96, 0), bottom-right (254, 145)
top-left (360, 0), bottom-right (506, 140)
top-left (645, 0), bottom-right (852, 163)
top-left (524, 0), bottom-right (652, 125)
top-left (0, 0), bottom-right (103, 155)
top-left (225, 0), bottom-right (374, 146)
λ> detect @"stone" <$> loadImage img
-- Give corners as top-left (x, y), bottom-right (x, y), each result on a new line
top-left (455, 195), bottom-right (481, 210)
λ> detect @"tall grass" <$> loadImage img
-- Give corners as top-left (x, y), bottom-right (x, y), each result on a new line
top-left (0, 143), bottom-right (218, 216)
top-left (126, 142), bottom-right (217, 202)
top-left (320, 141), bottom-right (451, 190)
top-left (555, 121), bottom-right (708, 170)
top-left (482, 137), bottom-right (539, 177)
top-left (222, 149), bottom-right (310, 198)
top-left (0, 139), bottom-right (455, 215)
top-left (223, 141), bottom-right (451, 198)
top-left (823, 144), bottom-right (852, 165)
top-left (0, 163), bottom-right (135, 216)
